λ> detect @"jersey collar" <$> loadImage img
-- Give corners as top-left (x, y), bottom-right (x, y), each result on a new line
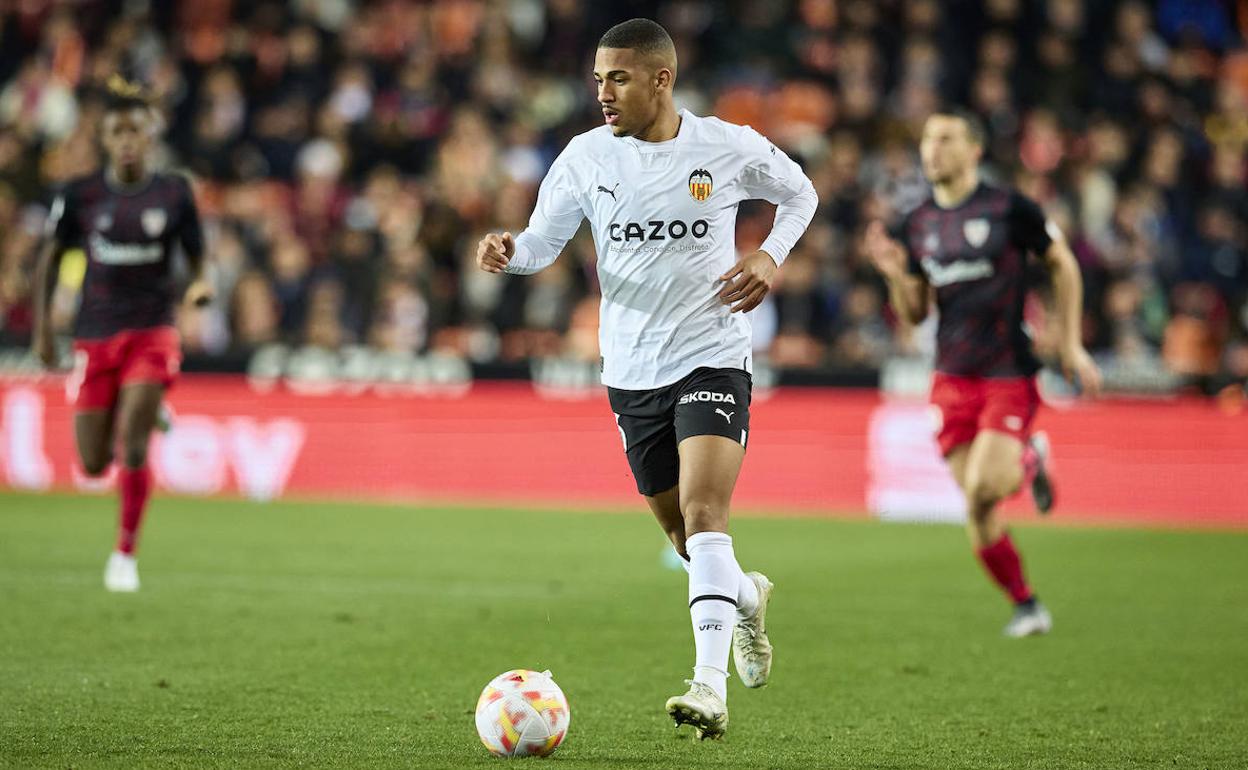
top-left (932, 180), bottom-right (984, 211)
top-left (103, 167), bottom-right (156, 197)
top-left (625, 108), bottom-right (690, 153)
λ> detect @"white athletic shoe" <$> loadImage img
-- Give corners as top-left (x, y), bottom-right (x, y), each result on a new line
top-left (1003, 600), bottom-right (1052, 638)
top-left (104, 551), bottom-right (140, 593)
top-left (155, 402), bottom-right (174, 434)
top-left (732, 572), bottom-right (774, 688)
top-left (665, 680), bottom-right (728, 740)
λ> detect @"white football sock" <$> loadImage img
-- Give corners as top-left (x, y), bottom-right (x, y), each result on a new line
top-left (736, 573), bottom-right (759, 618)
top-left (674, 547), bottom-right (691, 573)
top-left (686, 531), bottom-right (742, 701)
top-left (675, 544), bottom-right (759, 619)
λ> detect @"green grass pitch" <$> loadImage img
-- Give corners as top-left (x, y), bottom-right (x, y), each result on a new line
top-left (1, 493), bottom-right (1245, 769)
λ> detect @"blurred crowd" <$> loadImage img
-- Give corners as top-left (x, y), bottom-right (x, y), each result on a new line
top-left (0, 0), bottom-right (1246, 390)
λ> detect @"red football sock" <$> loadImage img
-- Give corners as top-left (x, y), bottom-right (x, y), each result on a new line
top-left (977, 533), bottom-right (1033, 604)
top-left (117, 465), bottom-right (151, 556)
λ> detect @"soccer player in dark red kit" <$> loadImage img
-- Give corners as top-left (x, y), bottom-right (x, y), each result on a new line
top-left (865, 108), bottom-right (1102, 637)
top-left (32, 76), bottom-right (212, 592)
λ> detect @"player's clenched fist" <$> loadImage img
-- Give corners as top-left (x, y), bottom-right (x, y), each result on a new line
top-left (1059, 343), bottom-right (1103, 398)
top-left (184, 278), bottom-right (215, 308)
top-left (476, 232), bottom-right (515, 273)
top-left (863, 221), bottom-right (907, 279)
top-left (32, 329), bottom-right (57, 369)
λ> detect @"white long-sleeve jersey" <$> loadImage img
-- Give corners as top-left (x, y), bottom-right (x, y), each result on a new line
top-left (506, 109), bottom-right (818, 390)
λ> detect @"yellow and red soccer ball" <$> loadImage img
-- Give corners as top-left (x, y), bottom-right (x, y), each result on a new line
top-left (474, 669), bottom-right (570, 758)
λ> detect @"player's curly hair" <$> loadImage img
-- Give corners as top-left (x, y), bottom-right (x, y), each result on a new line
top-left (104, 74), bottom-right (153, 113)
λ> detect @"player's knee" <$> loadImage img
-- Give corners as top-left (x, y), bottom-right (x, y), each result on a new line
top-left (964, 476), bottom-right (1004, 515)
top-left (121, 442), bottom-right (148, 469)
top-left (986, 463), bottom-right (1023, 501)
top-left (80, 453), bottom-right (111, 477)
top-left (682, 498), bottom-right (727, 534)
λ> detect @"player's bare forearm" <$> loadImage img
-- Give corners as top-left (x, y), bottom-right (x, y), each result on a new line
top-left (885, 273), bottom-right (929, 326)
top-left (865, 221), bottom-right (927, 325)
top-left (184, 248), bottom-right (207, 282)
top-left (32, 239), bottom-right (64, 333)
top-left (181, 251), bottom-right (215, 307)
top-left (31, 239), bottom-right (64, 366)
top-left (1044, 240), bottom-right (1102, 395)
top-left (1044, 241), bottom-right (1085, 354)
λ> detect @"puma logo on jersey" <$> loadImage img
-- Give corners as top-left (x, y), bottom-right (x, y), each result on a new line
top-left (715, 408), bottom-right (734, 423)
top-left (679, 391), bottom-right (736, 405)
top-left (596, 183), bottom-right (619, 200)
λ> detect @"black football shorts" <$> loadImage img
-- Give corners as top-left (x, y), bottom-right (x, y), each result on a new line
top-left (607, 367), bottom-right (752, 496)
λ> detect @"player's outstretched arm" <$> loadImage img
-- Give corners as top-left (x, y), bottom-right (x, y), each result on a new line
top-left (476, 229), bottom-right (567, 276)
top-left (476, 231), bottom-right (515, 274)
top-left (864, 221), bottom-right (929, 325)
top-left (482, 145), bottom-right (584, 277)
top-left (1043, 238), bottom-right (1102, 397)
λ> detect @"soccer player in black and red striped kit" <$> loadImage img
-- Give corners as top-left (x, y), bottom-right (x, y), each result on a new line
top-left (32, 76), bottom-right (212, 592)
top-left (866, 109), bottom-right (1102, 637)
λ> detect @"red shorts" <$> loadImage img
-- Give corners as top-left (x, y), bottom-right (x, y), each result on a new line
top-left (68, 326), bottom-right (181, 410)
top-left (930, 372), bottom-right (1040, 456)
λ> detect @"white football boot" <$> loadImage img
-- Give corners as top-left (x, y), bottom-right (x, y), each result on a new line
top-left (1003, 600), bottom-right (1052, 638)
top-left (665, 680), bottom-right (728, 740)
top-left (155, 402), bottom-right (175, 434)
top-left (732, 572), bottom-right (774, 688)
top-left (104, 551), bottom-right (140, 593)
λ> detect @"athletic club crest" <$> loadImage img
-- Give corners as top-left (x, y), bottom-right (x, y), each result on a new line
top-left (963, 218), bottom-right (990, 248)
top-left (688, 168), bottom-right (713, 202)
top-left (141, 208), bottom-right (167, 237)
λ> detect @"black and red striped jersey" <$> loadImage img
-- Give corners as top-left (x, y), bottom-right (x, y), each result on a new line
top-left (48, 170), bottom-right (203, 340)
top-left (895, 183), bottom-right (1053, 378)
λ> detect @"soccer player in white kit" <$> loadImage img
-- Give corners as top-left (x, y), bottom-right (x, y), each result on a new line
top-left (476, 19), bottom-right (817, 740)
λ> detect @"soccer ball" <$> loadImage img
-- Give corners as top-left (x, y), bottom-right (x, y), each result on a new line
top-left (474, 669), bottom-right (570, 758)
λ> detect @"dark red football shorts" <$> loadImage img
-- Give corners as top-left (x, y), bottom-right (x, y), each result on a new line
top-left (68, 326), bottom-right (181, 410)
top-left (930, 372), bottom-right (1041, 456)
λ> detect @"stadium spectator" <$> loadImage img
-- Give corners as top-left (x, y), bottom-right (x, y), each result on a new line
top-left (0, 0), bottom-right (1245, 393)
